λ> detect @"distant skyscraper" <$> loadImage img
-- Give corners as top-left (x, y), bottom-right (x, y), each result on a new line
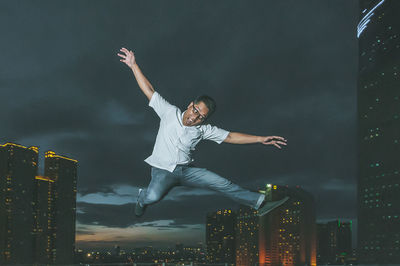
top-left (258, 185), bottom-right (316, 266)
top-left (0, 143), bottom-right (78, 265)
top-left (235, 206), bottom-right (259, 266)
top-left (234, 185), bottom-right (316, 266)
top-left (34, 175), bottom-right (56, 264)
top-left (336, 221), bottom-right (352, 258)
top-left (317, 220), bottom-right (352, 264)
top-left (206, 208), bottom-right (236, 264)
top-left (44, 150), bottom-right (78, 264)
top-left (0, 143), bottom-right (38, 265)
top-left (357, 0), bottom-right (400, 263)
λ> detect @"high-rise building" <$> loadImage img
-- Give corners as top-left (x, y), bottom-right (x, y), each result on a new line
top-left (206, 208), bottom-right (236, 265)
top-left (235, 206), bottom-right (259, 266)
top-left (317, 220), bottom-right (352, 264)
top-left (0, 143), bottom-right (78, 264)
top-left (234, 185), bottom-right (316, 266)
top-left (33, 174), bottom-right (56, 264)
top-left (357, 0), bottom-right (400, 263)
top-left (258, 185), bottom-right (316, 266)
top-left (336, 221), bottom-right (352, 258)
top-left (0, 143), bottom-right (38, 264)
top-left (44, 150), bottom-right (78, 264)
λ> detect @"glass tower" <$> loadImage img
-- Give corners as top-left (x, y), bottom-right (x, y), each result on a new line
top-left (206, 208), bottom-right (236, 264)
top-left (44, 150), bottom-right (78, 264)
top-left (0, 143), bottom-right (38, 264)
top-left (357, 0), bottom-right (400, 263)
top-left (234, 185), bottom-right (316, 266)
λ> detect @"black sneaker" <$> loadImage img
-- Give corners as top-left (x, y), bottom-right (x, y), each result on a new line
top-left (257, 196), bottom-right (289, 217)
top-left (135, 189), bottom-right (146, 217)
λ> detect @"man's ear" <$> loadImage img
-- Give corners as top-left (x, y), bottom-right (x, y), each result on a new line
top-left (187, 101), bottom-right (193, 109)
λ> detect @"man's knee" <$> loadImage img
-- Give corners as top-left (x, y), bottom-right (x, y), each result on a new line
top-left (145, 190), bottom-right (161, 204)
top-left (211, 176), bottom-right (233, 189)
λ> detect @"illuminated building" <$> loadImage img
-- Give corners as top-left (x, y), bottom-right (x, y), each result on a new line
top-left (259, 185), bottom-right (316, 266)
top-left (357, 0), bottom-right (400, 263)
top-left (34, 174), bottom-right (56, 264)
top-left (44, 150), bottom-right (78, 264)
top-left (336, 221), bottom-right (352, 261)
top-left (0, 143), bottom-right (78, 264)
top-left (0, 143), bottom-right (38, 264)
top-left (234, 185), bottom-right (316, 266)
top-left (236, 206), bottom-right (259, 266)
top-left (317, 220), bottom-right (352, 264)
top-left (206, 208), bottom-right (236, 264)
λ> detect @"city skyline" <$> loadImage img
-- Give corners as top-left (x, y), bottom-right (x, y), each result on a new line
top-left (0, 0), bottom-right (358, 249)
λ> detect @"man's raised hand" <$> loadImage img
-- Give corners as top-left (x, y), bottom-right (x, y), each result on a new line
top-left (260, 136), bottom-right (287, 149)
top-left (118, 47), bottom-right (136, 68)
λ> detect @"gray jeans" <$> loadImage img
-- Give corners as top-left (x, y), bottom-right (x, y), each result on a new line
top-left (138, 164), bottom-right (265, 209)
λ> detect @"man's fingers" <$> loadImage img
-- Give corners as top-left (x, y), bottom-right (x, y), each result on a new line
top-left (117, 53), bottom-right (126, 59)
top-left (120, 47), bottom-right (129, 54)
top-left (274, 143), bottom-right (281, 149)
top-left (120, 48), bottom-right (133, 57)
top-left (273, 136), bottom-right (287, 141)
top-left (263, 141), bottom-right (286, 148)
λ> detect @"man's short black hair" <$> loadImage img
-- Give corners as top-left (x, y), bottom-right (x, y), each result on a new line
top-left (194, 95), bottom-right (216, 119)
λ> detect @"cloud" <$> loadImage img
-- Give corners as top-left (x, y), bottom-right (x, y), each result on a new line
top-left (1, 0), bottom-right (358, 247)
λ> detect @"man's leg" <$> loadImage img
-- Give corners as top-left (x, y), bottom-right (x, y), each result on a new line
top-left (180, 166), bottom-right (265, 209)
top-left (135, 167), bottom-right (179, 217)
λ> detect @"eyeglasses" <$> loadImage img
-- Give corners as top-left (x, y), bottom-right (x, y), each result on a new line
top-left (191, 103), bottom-right (207, 121)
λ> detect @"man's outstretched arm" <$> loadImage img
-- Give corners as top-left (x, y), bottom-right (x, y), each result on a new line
top-left (118, 47), bottom-right (154, 101)
top-left (223, 132), bottom-right (287, 149)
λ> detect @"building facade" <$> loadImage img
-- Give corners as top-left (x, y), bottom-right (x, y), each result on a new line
top-left (258, 185), bottom-right (316, 266)
top-left (0, 143), bottom-right (78, 265)
top-left (317, 220), bottom-right (352, 264)
top-left (206, 208), bottom-right (236, 264)
top-left (357, 0), bottom-right (400, 263)
top-left (33, 175), bottom-right (56, 264)
top-left (0, 143), bottom-right (38, 264)
top-left (234, 184), bottom-right (316, 266)
top-left (44, 150), bottom-right (78, 264)
top-left (236, 206), bottom-right (259, 266)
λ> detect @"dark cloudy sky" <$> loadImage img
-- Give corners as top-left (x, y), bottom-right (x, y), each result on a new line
top-left (0, 0), bottom-right (359, 249)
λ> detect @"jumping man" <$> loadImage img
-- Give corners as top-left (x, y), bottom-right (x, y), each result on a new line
top-left (117, 47), bottom-right (289, 217)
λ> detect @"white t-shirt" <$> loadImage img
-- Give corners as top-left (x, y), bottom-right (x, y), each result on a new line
top-left (144, 91), bottom-right (230, 172)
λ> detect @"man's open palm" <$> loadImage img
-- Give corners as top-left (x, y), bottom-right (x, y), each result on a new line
top-left (118, 47), bottom-right (136, 68)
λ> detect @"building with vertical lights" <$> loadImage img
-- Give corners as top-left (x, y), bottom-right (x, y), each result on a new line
top-left (34, 174), bottom-right (56, 264)
top-left (317, 220), bottom-right (352, 264)
top-left (357, 0), bottom-right (400, 263)
top-left (0, 143), bottom-right (38, 265)
top-left (206, 208), bottom-right (236, 265)
top-left (44, 150), bottom-right (78, 264)
top-left (234, 184), bottom-right (316, 266)
top-left (0, 142), bottom-right (78, 265)
top-left (258, 185), bottom-right (316, 266)
top-left (336, 221), bottom-right (352, 261)
top-left (235, 206), bottom-right (259, 266)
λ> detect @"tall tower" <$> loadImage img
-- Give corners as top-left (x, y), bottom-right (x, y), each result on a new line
top-left (234, 185), bottom-right (316, 266)
top-left (357, 0), bottom-right (400, 263)
top-left (258, 185), bottom-right (316, 266)
top-left (0, 143), bottom-right (38, 264)
top-left (206, 208), bottom-right (236, 264)
top-left (33, 175), bottom-right (56, 264)
top-left (317, 220), bottom-right (352, 264)
top-left (235, 206), bottom-right (259, 266)
top-left (45, 150), bottom-right (78, 264)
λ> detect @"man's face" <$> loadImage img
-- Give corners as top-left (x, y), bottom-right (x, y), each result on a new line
top-left (182, 101), bottom-right (209, 126)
